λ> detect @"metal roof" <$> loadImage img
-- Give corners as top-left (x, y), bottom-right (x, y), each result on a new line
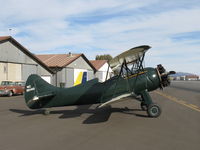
top-left (36, 54), bottom-right (96, 71)
top-left (0, 36), bottom-right (11, 41)
top-left (90, 60), bottom-right (107, 70)
top-left (36, 54), bottom-right (82, 67)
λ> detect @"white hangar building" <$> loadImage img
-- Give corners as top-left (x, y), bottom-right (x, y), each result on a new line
top-left (90, 60), bottom-right (113, 82)
top-left (0, 36), bottom-right (54, 84)
top-left (36, 53), bottom-right (96, 87)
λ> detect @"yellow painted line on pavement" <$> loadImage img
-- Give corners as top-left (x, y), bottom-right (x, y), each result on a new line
top-left (155, 91), bottom-right (200, 113)
top-left (188, 104), bottom-right (199, 109)
top-left (179, 100), bottom-right (187, 104)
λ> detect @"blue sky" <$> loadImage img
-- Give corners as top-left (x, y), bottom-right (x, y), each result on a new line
top-left (0, 0), bottom-right (200, 75)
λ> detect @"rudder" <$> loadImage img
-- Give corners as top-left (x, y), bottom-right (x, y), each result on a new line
top-left (24, 74), bottom-right (56, 109)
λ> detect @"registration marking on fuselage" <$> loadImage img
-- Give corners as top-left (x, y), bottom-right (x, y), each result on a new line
top-left (155, 91), bottom-right (200, 113)
top-left (26, 85), bottom-right (35, 92)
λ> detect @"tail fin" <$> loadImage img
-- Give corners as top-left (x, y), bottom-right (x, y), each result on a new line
top-left (24, 74), bottom-right (56, 109)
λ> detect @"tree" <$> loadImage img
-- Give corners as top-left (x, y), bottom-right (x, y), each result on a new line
top-left (95, 54), bottom-right (113, 62)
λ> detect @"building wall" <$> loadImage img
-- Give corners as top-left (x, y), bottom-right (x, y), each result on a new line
top-left (22, 64), bottom-right (37, 81)
top-left (68, 56), bottom-right (93, 70)
top-left (66, 68), bottom-right (74, 88)
top-left (0, 41), bottom-right (53, 84)
top-left (186, 77), bottom-right (199, 81)
top-left (0, 63), bottom-right (7, 82)
top-left (70, 56), bottom-right (94, 86)
top-left (87, 70), bottom-right (94, 81)
top-left (0, 41), bottom-right (35, 64)
top-left (95, 63), bottom-right (113, 82)
top-left (54, 56), bottom-right (95, 87)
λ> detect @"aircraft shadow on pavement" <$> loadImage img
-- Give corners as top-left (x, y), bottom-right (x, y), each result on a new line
top-left (10, 105), bottom-right (148, 124)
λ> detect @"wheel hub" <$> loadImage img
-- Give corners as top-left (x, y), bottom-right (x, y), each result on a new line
top-left (151, 107), bottom-right (158, 114)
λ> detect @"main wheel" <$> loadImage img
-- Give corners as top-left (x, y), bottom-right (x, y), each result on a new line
top-left (140, 102), bottom-right (147, 111)
top-left (147, 104), bottom-right (161, 118)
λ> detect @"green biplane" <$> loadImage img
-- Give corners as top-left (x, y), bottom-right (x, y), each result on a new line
top-left (24, 45), bottom-right (175, 117)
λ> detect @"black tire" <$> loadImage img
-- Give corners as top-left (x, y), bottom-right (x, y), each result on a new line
top-left (44, 110), bottom-right (50, 115)
top-left (8, 91), bottom-right (13, 97)
top-left (140, 102), bottom-right (147, 111)
top-left (147, 103), bottom-right (161, 118)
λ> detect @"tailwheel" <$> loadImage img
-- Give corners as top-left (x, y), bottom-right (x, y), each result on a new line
top-left (43, 109), bottom-right (51, 115)
top-left (147, 103), bottom-right (161, 118)
top-left (140, 102), bottom-right (148, 111)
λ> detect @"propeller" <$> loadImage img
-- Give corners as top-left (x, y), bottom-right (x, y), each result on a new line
top-left (157, 64), bottom-right (176, 88)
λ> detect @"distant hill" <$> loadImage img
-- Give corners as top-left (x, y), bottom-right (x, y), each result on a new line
top-left (170, 72), bottom-right (198, 77)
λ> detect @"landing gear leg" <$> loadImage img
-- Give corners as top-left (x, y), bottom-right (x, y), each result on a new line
top-left (140, 90), bottom-right (152, 111)
top-left (140, 90), bottom-right (161, 118)
top-left (140, 102), bottom-right (148, 111)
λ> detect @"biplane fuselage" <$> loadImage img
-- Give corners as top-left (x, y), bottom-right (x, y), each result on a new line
top-left (25, 67), bottom-right (160, 109)
top-left (24, 45), bottom-right (174, 117)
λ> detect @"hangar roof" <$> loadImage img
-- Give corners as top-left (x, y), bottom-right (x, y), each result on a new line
top-left (90, 60), bottom-right (107, 70)
top-left (36, 54), bottom-right (81, 67)
top-left (36, 54), bottom-right (96, 71)
top-left (0, 36), bottom-right (54, 74)
top-left (0, 36), bottom-right (10, 41)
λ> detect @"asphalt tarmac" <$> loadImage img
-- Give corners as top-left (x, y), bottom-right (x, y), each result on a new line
top-left (0, 81), bottom-right (199, 150)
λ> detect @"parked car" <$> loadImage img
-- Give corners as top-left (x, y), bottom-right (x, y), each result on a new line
top-left (0, 81), bottom-right (25, 96)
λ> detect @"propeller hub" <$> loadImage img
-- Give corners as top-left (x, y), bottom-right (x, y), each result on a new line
top-left (156, 64), bottom-right (175, 88)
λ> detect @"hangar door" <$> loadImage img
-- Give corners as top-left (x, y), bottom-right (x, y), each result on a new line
top-left (74, 69), bottom-right (87, 86)
top-left (0, 63), bottom-right (22, 82)
top-left (0, 63), bottom-right (7, 83)
top-left (8, 63), bottom-right (22, 81)
top-left (41, 76), bottom-right (51, 84)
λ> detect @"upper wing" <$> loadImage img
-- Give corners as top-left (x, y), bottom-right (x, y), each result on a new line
top-left (109, 45), bottom-right (151, 70)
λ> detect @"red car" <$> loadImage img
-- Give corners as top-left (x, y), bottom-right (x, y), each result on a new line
top-left (0, 81), bottom-right (25, 96)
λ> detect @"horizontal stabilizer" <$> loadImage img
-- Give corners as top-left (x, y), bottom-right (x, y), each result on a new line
top-left (37, 91), bottom-right (56, 99)
top-left (27, 91), bottom-right (55, 106)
